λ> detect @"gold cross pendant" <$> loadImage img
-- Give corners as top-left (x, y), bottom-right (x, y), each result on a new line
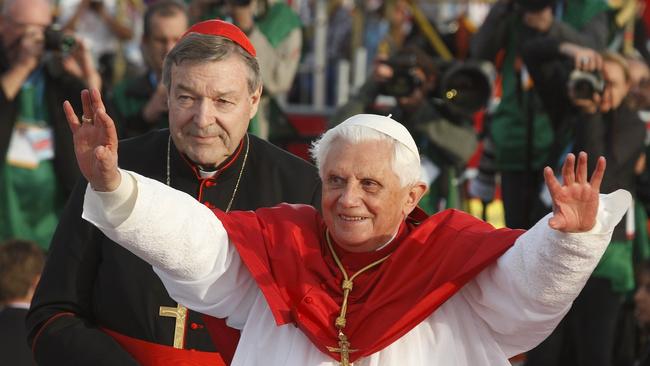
top-left (159, 303), bottom-right (188, 349)
top-left (326, 332), bottom-right (358, 366)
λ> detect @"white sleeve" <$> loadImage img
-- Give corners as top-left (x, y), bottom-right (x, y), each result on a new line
top-left (460, 190), bottom-right (631, 356)
top-left (82, 169), bottom-right (258, 327)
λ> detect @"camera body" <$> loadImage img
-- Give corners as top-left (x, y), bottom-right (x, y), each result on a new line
top-left (88, 0), bottom-right (103, 10)
top-left (375, 51), bottom-right (494, 117)
top-left (514, 0), bottom-right (556, 11)
top-left (568, 69), bottom-right (605, 100)
top-left (44, 26), bottom-right (76, 53)
top-left (229, 0), bottom-right (252, 6)
top-left (378, 54), bottom-right (423, 98)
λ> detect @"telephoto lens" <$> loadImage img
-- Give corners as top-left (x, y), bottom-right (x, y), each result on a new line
top-left (229, 0), bottom-right (252, 6)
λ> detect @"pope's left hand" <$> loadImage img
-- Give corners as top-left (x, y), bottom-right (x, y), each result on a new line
top-left (545, 152), bottom-right (605, 232)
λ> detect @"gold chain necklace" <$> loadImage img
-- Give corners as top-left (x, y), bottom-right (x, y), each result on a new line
top-left (325, 231), bottom-right (391, 366)
top-left (160, 134), bottom-right (249, 348)
top-left (166, 133), bottom-right (249, 212)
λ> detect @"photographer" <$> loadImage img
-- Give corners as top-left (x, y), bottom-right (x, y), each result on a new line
top-left (470, 0), bottom-right (609, 230)
top-left (57, 0), bottom-right (134, 86)
top-left (522, 48), bottom-right (646, 366)
top-left (0, 0), bottom-right (100, 249)
top-left (331, 47), bottom-right (478, 213)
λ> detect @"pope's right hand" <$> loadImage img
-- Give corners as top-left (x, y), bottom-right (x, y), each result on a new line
top-left (64, 88), bottom-right (121, 192)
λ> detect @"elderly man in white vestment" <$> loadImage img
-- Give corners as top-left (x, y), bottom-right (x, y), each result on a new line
top-left (66, 93), bottom-right (629, 366)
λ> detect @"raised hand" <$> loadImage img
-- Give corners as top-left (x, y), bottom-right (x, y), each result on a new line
top-left (544, 152), bottom-right (605, 232)
top-left (64, 88), bottom-right (120, 192)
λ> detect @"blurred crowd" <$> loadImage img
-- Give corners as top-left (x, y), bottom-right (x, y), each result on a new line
top-left (4, 0), bottom-right (650, 365)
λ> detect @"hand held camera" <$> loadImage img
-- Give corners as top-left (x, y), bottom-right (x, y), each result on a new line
top-left (44, 26), bottom-right (76, 53)
top-left (378, 54), bottom-right (423, 98)
top-left (568, 70), bottom-right (605, 100)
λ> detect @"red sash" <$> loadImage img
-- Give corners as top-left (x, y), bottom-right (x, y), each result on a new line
top-left (102, 327), bottom-right (226, 366)
top-left (214, 204), bottom-right (523, 363)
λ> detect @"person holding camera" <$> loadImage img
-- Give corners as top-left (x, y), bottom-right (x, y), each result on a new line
top-left (57, 0), bottom-right (134, 86)
top-left (470, 0), bottom-right (610, 230)
top-left (0, 0), bottom-right (101, 249)
top-left (110, 0), bottom-right (189, 138)
top-left (331, 47), bottom-right (478, 213)
top-left (521, 48), bottom-right (647, 366)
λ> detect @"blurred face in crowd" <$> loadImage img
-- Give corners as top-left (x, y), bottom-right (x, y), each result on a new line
top-left (601, 59), bottom-right (631, 112)
top-left (626, 58), bottom-right (650, 110)
top-left (635, 269), bottom-right (650, 327)
top-left (167, 55), bottom-right (261, 167)
top-left (142, 11), bottom-right (188, 76)
top-left (321, 138), bottom-right (423, 252)
top-left (0, 0), bottom-right (52, 63)
top-left (629, 59), bottom-right (650, 87)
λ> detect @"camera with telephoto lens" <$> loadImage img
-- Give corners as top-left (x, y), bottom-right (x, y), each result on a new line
top-left (514, 0), bottom-right (556, 11)
top-left (228, 0), bottom-right (252, 6)
top-left (568, 70), bottom-right (605, 100)
top-left (89, 0), bottom-right (103, 11)
top-left (44, 26), bottom-right (76, 53)
top-left (437, 61), bottom-right (494, 116)
top-left (378, 54), bottom-right (423, 98)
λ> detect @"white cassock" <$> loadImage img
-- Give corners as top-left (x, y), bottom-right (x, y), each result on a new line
top-left (83, 170), bottom-right (630, 366)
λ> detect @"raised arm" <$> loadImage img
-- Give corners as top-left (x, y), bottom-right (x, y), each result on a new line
top-left (65, 89), bottom-right (258, 324)
top-left (461, 153), bottom-right (630, 355)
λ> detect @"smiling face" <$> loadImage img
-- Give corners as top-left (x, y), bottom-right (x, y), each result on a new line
top-left (167, 56), bottom-right (261, 167)
top-left (321, 138), bottom-right (425, 252)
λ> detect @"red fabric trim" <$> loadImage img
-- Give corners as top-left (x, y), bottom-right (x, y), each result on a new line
top-left (180, 136), bottom-right (245, 203)
top-left (212, 204), bottom-right (523, 362)
top-left (201, 315), bottom-right (240, 365)
top-left (182, 20), bottom-right (256, 57)
top-left (102, 327), bottom-right (226, 366)
top-left (180, 135), bottom-right (245, 182)
top-left (31, 312), bottom-right (75, 353)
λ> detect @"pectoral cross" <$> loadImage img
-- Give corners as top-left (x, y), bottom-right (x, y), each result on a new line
top-left (159, 303), bottom-right (188, 349)
top-left (326, 332), bottom-right (358, 366)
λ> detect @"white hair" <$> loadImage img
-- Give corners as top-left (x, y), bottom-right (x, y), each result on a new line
top-left (310, 124), bottom-right (421, 187)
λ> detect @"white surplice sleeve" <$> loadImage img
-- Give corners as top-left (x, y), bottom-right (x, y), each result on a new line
top-left (459, 190), bottom-right (631, 357)
top-left (82, 170), bottom-right (259, 329)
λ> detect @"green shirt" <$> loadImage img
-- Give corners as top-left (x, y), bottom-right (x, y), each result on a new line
top-left (0, 68), bottom-right (63, 250)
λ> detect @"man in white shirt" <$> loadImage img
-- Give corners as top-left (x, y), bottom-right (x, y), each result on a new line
top-left (69, 107), bottom-right (628, 366)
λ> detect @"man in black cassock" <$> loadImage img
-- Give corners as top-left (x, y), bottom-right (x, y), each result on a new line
top-left (26, 20), bottom-right (321, 366)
